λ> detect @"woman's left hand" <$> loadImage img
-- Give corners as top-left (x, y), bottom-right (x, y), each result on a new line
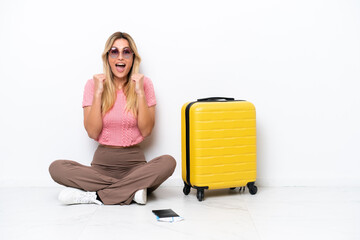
top-left (131, 73), bottom-right (145, 96)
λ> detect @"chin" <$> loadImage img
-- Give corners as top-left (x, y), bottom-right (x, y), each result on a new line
top-left (112, 72), bottom-right (127, 80)
top-left (112, 69), bottom-right (131, 80)
top-left (115, 73), bottom-right (126, 79)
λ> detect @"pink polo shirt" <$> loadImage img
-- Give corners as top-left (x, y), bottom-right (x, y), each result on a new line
top-left (82, 77), bottom-right (156, 147)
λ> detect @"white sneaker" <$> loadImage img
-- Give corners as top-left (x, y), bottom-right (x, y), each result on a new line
top-left (58, 187), bottom-right (103, 205)
top-left (133, 188), bottom-right (147, 205)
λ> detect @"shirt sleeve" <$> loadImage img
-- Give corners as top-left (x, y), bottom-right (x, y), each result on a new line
top-left (143, 77), bottom-right (157, 107)
top-left (82, 79), bottom-right (94, 108)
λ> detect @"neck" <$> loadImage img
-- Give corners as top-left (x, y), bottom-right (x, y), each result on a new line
top-left (113, 76), bottom-right (127, 90)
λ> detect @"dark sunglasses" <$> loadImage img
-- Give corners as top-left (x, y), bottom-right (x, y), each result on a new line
top-left (108, 47), bottom-right (134, 59)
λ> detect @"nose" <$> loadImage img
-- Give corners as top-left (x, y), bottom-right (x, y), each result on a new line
top-left (118, 52), bottom-right (124, 60)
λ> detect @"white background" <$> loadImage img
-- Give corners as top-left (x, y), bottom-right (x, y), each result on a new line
top-left (0, 0), bottom-right (359, 187)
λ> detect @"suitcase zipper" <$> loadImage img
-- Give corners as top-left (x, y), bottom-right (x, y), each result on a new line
top-left (185, 101), bottom-right (196, 186)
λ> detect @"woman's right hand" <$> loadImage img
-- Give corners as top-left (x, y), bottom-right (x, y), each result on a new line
top-left (93, 74), bottom-right (106, 95)
top-left (84, 74), bottom-right (105, 140)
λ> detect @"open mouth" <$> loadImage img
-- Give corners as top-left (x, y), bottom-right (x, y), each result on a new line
top-left (115, 63), bottom-right (126, 72)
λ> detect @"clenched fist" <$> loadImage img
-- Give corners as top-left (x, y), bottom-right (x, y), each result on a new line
top-left (93, 74), bottom-right (106, 95)
top-left (131, 73), bottom-right (145, 96)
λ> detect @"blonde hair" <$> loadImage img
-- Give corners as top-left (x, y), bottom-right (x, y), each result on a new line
top-left (101, 32), bottom-right (141, 116)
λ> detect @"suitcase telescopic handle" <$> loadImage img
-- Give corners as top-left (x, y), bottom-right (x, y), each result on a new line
top-left (197, 97), bottom-right (235, 102)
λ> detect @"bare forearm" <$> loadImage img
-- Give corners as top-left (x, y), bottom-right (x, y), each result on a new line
top-left (84, 94), bottom-right (103, 139)
top-left (137, 94), bottom-right (154, 137)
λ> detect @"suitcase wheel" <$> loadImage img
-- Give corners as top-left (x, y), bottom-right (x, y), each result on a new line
top-left (247, 182), bottom-right (258, 195)
top-left (183, 183), bottom-right (191, 195)
top-left (196, 189), bottom-right (204, 201)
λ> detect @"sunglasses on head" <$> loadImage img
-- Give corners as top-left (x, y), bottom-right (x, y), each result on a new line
top-left (108, 47), bottom-right (134, 59)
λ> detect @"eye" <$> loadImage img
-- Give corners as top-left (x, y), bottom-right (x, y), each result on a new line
top-left (109, 47), bottom-right (119, 58)
top-left (123, 48), bottom-right (132, 55)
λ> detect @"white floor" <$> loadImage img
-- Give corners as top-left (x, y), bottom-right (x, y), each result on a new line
top-left (0, 186), bottom-right (359, 240)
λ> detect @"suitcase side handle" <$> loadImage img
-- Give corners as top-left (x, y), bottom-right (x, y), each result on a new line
top-left (197, 97), bottom-right (236, 102)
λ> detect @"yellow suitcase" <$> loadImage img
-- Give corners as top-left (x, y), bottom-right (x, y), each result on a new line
top-left (181, 97), bottom-right (257, 201)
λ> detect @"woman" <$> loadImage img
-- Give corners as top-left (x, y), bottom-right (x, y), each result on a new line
top-left (49, 32), bottom-right (176, 205)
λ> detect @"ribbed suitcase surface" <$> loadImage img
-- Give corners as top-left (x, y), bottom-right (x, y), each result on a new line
top-left (181, 97), bottom-right (257, 201)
